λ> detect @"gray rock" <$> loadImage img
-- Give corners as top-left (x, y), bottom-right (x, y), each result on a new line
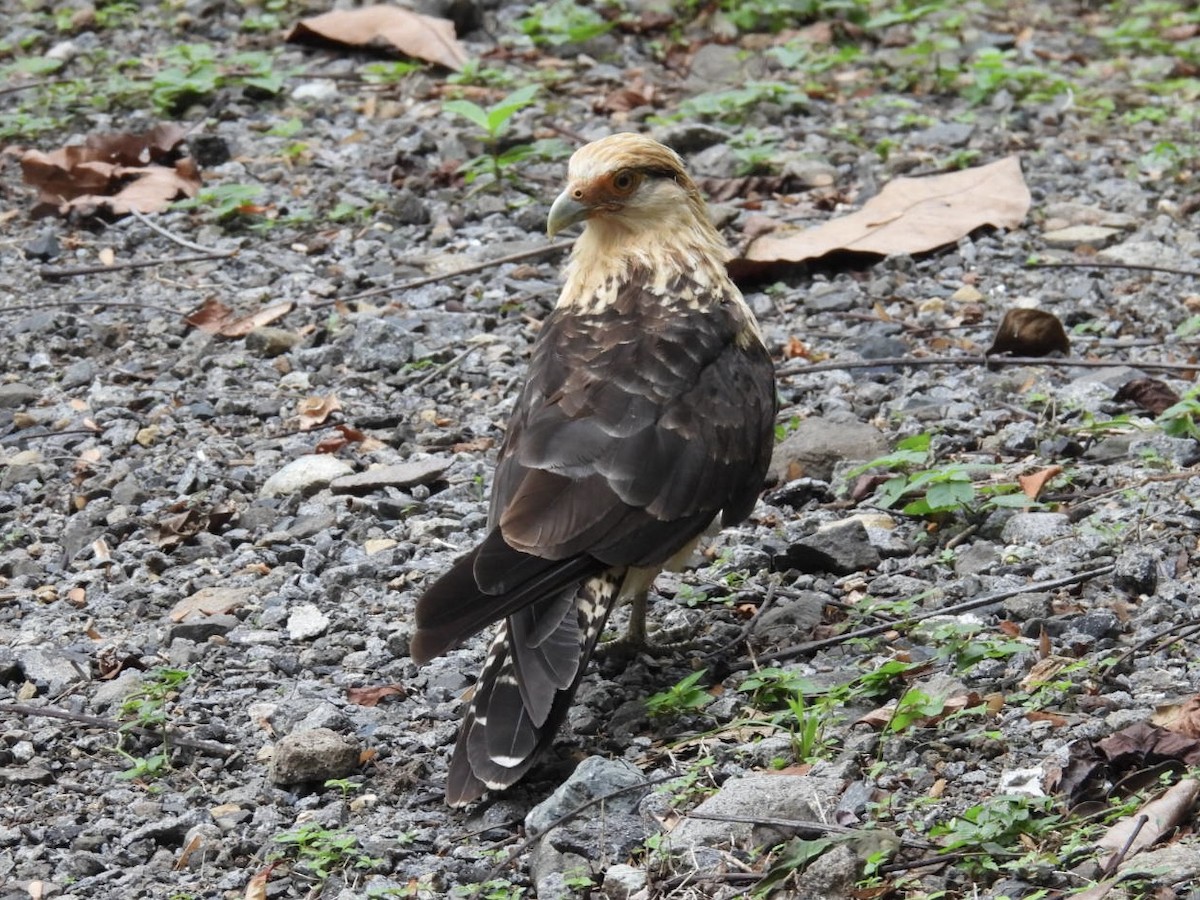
top-left (347, 316), bottom-right (416, 372)
top-left (259, 455), bottom-right (353, 497)
top-left (168, 614), bottom-right (239, 645)
top-left (1000, 512), bottom-right (1071, 544)
top-left (0, 383), bottom-right (38, 408)
top-left (123, 809), bottom-right (210, 846)
top-left (910, 122), bottom-right (974, 148)
top-left (244, 327), bottom-right (300, 357)
top-left (1042, 225), bottom-right (1121, 249)
top-left (523, 757), bottom-right (648, 876)
top-left (286, 603), bottom-right (330, 640)
top-left (331, 458), bottom-right (450, 495)
top-left (1114, 549), bottom-right (1158, 595)
top-left (756, 592), bottom-right (825, 643)
top-left (954, 542), bottom-right (1000, 576)
top-left (270, 728), bottom-right (360, 785)
top-left (770, 417), bottom-right (888, 483)
top-left (1002, 592), bottom-right (1053, 621)
top-left (1097, 240), bottom-right (1188, 268)
top-left (791, 841), bottom-right (862, 900)
top-left (17, 646), bottom-right (88, 692)
top-left (526, 756), bottom-right (646, 835)
top-left (668, 764), bottom-right (851, 851)
top-left (602, 863), bottom-right (647, 900)
top-left (774, 519), bottom-right (881, 575)
top-left (61, 359), bottom-right (96, 389)
top-left (685, 43), bottom-right (766, 89)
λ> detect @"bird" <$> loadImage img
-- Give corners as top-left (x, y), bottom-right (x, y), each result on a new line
top-left (410, 132), bottom-right (777, 806)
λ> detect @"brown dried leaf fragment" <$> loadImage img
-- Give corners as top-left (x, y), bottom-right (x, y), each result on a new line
top-left (346, 684), bottom-right (408, 707)
top-left (986, 308), bottom-right (1070, 357)
top-left (1113, 377), bottom-right (1182, 417)
top-left (184, 298), bottom-right (294, 337)
top-left (297, 395), bottom-right (342, 431)
top-left (288, 6), bottom-right (468, 71)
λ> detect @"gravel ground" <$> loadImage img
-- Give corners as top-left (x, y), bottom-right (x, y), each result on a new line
top-left (3, 1), bottom-right (1200, 898)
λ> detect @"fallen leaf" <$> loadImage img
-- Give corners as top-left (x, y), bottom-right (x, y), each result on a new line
top-left (20, 124), bottom-right (200, 218)
top-left (1095, 778), bottom-right (1200, 873)
top-left (288, 6), bottom-right (468, 71)
top-left (737, 156), bottom-right (1030, 273)
top-left (243, 862), bottom-right (276, 900)
top-left (1153, 696), bottom-right (1200, 739)
top-left (184, 298), bottom-right (294, 337)
top-left (347, 684), bottom-right (408, 707)
top-left (987, 308), bottom-right (1070, 357)
top-left (1113, 378), bottom-right (1182, 417)
top-left (297, 395), bottom-right (342, 431)
top-left (1019, 465), bottom-right (1063, 500)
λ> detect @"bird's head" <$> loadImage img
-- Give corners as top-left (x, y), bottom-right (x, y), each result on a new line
top-left (547, 133), bottom-right (712, 241)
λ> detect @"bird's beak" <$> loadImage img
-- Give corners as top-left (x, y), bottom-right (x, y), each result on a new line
top-left (547, 190), bottom-right (589, 237)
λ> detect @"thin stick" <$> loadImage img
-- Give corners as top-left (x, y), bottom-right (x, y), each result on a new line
top-left (413, 345), bottom-right (481, 390)
top-left (130, 207), bottom-right (228, 255)
top-left (734, 564), bottom-right (1115, 670)
top-left (0, 702), bottom-right (236, 758)
top-left (1030, 260), bottom-right (1200, 278)
top-left (777, 354), bottom-right (1199, 378)
top-left (39, 250), bottom-right (234, 280)
top-left (322, 240), bottom-right (574, 307)
top-left (0, 298), bottom-right (184, 317)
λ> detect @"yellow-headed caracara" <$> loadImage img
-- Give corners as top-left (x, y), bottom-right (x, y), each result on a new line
top-left (411, 133), bottom-right (777, 805)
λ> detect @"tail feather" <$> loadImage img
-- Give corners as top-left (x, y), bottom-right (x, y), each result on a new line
top-left (411, 534), bottom-right (603, 665)
top-left (444, 572), bottom-right (623, 806)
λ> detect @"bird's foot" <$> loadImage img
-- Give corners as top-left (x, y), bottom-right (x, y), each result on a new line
top-left (594, 625), bottom-right (704, 661)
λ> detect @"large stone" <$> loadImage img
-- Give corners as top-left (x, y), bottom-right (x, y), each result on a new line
top-left (270, 728), bottom-right (360, 785)
top-left (770, 417), bottom-right (888, 484)
top-left (259, 455), bottom-right (353, 498)
top-left (330, 458), bottom-right (450, 495)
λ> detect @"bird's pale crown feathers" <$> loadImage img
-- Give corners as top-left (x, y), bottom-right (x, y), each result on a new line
top-left (547, 133), bottom-right (733, 312)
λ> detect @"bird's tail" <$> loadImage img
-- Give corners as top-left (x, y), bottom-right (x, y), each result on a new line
top-left (445, 571), bottom-right (623, 806)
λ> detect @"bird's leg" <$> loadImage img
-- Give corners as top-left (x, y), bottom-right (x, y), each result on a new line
top-left (596, 587), bottom-right (705, 660)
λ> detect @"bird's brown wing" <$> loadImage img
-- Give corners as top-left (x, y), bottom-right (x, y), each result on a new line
top-left (484, 277), bottom-right (776, 574)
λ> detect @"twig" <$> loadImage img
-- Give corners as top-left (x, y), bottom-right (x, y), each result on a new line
top-left (414, 345), bottom-right (481, 390)
top-left (0, 298), bottom-right (184, 318)
top-left (1030, 260), bottom-right (1200, 278)
top-left (1102, 814), bottom-right (1148, 877)
top-left (777, 354), bottom-right (1200, 378)
top-left (322, 240), bottom-right (575, 307)
top-left (705, 583), bottom-right (778, 660)
top-left (129, 207), bottom-right (228, 254)
top-left (0, 702), bottom-right (236, 758)
top-left (1106, 620), bottom-right (1200, 679)
top-left (733, 564), bottom-right (1115, 670)
top-left (39, 250), bottom-right (234, 280)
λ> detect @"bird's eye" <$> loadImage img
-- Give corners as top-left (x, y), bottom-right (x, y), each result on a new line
top-left (612, 170), bottom-right (637, 193)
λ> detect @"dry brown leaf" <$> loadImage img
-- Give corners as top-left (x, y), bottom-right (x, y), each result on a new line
top-left (297, 395), bottom-right (342, 431)
top-left (1113, 377), bottom-right (1182, 417)
top-left (21, 124), bottom-right (200, 218)
top-left (184, 298), bottom-right (294, 337)
top-left (243, 862), bottom-right (276, 900)
top-left (1153, 696), bottom-right (1200, 738)
top-left (288, 6), bottom-right (468, 71)
top-left (739, 156), bottom-right (1030, 271)
top-left (1019, 465), bottom-right (1063, 500)
top-left (1095, 778), bottom-right (1200, 873)
top-left (347, 684), bottom-right (408, 707)
top-left (219, 301), bottom-right (294, 338)
top-left (987, 308), bottom-right (1070, 357)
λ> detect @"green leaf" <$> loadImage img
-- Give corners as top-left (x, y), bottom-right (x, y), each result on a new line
top-left (925, 479), bottom-right (975, 511)
top-left (485, 83), bottom-right (540, 135)
top-left (443, 99), bottom-right (491, 132)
